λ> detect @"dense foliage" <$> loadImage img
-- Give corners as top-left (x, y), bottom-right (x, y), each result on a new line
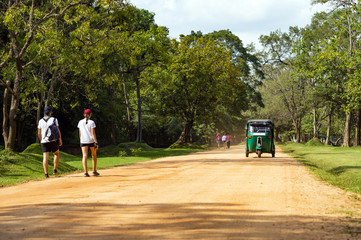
top-left (1, 0), bottom-right (360, 151)
top-left (258, 0), bottom-right (361, 146)
top-left (0, 0), bottom-right (261, 151)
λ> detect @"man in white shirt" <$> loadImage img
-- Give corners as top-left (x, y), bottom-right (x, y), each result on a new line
top-left (37, 106), bottom-right (62, 178)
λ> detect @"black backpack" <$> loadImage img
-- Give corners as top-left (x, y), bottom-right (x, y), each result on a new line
top-left (43, 117), bottom-right (60, 141)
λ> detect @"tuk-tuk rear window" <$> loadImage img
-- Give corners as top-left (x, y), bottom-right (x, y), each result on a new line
top-left (249, 125), bottom-right (271, 133)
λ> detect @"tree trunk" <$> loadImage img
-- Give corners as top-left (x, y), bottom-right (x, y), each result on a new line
top-left (342, 112), bottom-right (352, 147)
top-left (135, 77), bottom-right (142, 143)
top-left (325, 112), bottom-right (332, 146)
top-left (301, 131), bottom-right (306, 143)
top-left (35, 92), bottom-right (44, 143)
top-left (274, 127), bottom-right (280, 142)
top-left (123, 81), bottom-right (133, 141)
top-left (295, 129), bottom-right (301, 143)
top-left (178, 120), bottom-right (194, 143)
top-left (45, 76), bottom-right (55, 107)
top-left (109, 120), bottom-right (116, 145)
top-left (355, 108), bottom-right (361, 146)
top-left (7, 59), bottom-right (22, 150)
top-left (292, 118), bottom-right (302, 143)
top-left (16, 118), bottom-right (25, 150)
top-left (7, 95), bottom-right (19, 150)
top-left (2, 82), bottom-right (10, 149)
top-left (313, 108), bottom-right (319, 139)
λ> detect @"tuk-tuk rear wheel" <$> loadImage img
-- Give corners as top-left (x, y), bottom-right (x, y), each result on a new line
top-left (272, 151), bottom-right (275, 157)
top-left (246, 150), bottom-right (249, 157)
top-left (257, 151), bottom-right (261, 158)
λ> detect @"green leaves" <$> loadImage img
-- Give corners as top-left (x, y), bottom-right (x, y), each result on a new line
top-left (143, 35), bottom-right (244, 128)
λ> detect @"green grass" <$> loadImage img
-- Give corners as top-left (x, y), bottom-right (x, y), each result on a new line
top-left (0, 143), bottom-right (204, 187)
top-left (64, 147), bottom-right (201, 169)
top-left (280, 142), bottom-right (361, 195)
top-left (0, 147), bottom-right (78, 186)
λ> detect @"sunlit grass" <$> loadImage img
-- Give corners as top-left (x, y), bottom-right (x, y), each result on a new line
top-left (280, 142), bottom-right (361, 195)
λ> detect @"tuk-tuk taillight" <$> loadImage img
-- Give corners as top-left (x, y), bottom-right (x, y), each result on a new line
top-left (267, 136), bottom-right (271, 139)
top-left (248, 136), bottom-right (252, 138)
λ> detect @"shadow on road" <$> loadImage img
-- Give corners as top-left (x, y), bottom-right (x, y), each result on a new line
top-left (0, 202), bottom-right (359, 240)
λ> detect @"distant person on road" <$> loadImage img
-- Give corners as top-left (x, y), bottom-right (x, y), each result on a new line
top-left (78, 109), bottom-right (100, 177)
top-left (37, 106), bottom-right (62, 178)
top-left (222, 133), bottom-right (227, 149)
top-left (216, 132), bottom-right (221, 148)
top-left (226, 133), bottom-right (231, 149)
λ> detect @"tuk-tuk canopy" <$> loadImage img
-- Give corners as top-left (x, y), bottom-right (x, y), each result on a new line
top-left (245, 119), bottom-right (274, 131)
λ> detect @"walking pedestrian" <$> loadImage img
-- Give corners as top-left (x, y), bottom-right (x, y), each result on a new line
top-left (77, 109), bottom-right (100, 177)
top-left (226, 133), bottom-right (231, 149)
top-left (222, 133), bottom-right (227, 149)
top-left (216, 132), bottom-right (221, 148)
top-left (37, 106), bottom-right (62, 178)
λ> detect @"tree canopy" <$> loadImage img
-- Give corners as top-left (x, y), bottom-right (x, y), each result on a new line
top-left (1, 0), bottom-right (361, 150)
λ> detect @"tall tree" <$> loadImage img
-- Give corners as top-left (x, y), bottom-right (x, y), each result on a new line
top-left (143, 36), bottom-right (244, 143)
top-left (205, 30), bottom-right (265, 120)
top-left (313, 0), bottom-right (361, 146)
top-left (292, 13), bottom-right (340, 141)
top-left (0, 0), bottom-right (92, 150)
top-left (260, 28), bottom-right (310, 142)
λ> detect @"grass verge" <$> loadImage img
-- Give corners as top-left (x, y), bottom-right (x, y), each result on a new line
top-left (0, 143), bottom-right (204, 187)
top-left (280, 142), bottom-right (361, 195)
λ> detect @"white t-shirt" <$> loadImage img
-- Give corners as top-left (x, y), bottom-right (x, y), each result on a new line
top-left (77, 118), bottom-right (96, 144)
top-left (38, 117), bottom-right (59, 143)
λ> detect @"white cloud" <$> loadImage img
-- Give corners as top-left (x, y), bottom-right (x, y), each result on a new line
top-left (129, 0), bottom-right (331, 48)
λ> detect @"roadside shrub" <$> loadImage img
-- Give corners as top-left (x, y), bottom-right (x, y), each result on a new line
top-left (169, 142), bottom-right (208, 149)
top-left (22, 143), bottom-right (43, 154)
top-left (97, 142), bottom-right (153, 157)
top-left (118, 142), bottom-right (153, 151)
top-left (0, 148), bottom-right (18, 157)
top-left (305, 138), bottom-right (324, 146)
top-left (0, 153), bottom-right (9, 177)
top-left (118, 150), bottom-right (128, 157)
top-left (97, 145), bottom-right (122, 157)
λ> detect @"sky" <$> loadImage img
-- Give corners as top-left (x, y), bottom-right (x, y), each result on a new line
top-left (129, 0), bottom-right (331, 49)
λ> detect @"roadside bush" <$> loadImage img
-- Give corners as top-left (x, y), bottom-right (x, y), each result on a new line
top-left (0, 151), bottom-right (11, 177)
top-left (118, 142), bottom-right (153, 151)
top-left (97, 145), bottom-right (122, 157)
top-left (22, 143), bottom-right (43, 154)
top-left (169, 142), bottom-right (208, 149)
top-left (97, 142), bottom-right (153, 157)
top-left (305, 138), bottom-right (324, 146)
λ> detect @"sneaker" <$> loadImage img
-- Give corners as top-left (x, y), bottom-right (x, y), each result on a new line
top-left (45, 173), bottom-right (49, 178)
top-left (84, 172), bottom-right (90, 177)
top-left (53, 169), bottom-right (58, 175)
top-left (92, 171), bottom-right (100, 176)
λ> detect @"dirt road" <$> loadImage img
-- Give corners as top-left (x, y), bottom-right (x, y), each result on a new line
top-left (0, 145), bottom-right (360, 239)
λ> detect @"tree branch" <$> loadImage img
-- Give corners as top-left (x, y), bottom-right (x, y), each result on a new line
top-left (22, 60), bottom-right (34, 69)
top-left (19, 1), bottom-right (91, 58)
top-left (0, 41), bottom-right (14, 69)
top-left (0, 80), bottom-right (15, 96)
top-left (0, 38), bottom-right (7, 59)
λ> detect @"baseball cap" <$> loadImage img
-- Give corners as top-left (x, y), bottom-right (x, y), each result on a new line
top-left (44, 106), bottom-right (52, 114)
top-left (84, 109), bottom-right (92, 115)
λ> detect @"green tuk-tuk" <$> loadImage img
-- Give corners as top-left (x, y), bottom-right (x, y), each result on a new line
top-left (245, 119), bottom-right (275, 158)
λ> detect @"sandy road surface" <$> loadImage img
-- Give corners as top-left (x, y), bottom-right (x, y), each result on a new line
top-left (0, 145), bottom-right (360, 240)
